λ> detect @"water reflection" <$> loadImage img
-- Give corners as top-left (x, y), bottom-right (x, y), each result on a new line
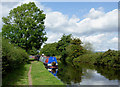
top-left (80, 69), bottom-right (119, 85)
top-left (57, 62), bottom-right (120, 85)
top-left (57, 63), bottom-right (83, 84)
top-left (48, 68), bottom-right (58, 76)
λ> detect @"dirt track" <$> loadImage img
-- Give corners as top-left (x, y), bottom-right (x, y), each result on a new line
top-left (28, 61), bottom-right (34, 86)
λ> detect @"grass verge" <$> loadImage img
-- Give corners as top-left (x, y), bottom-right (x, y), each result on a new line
top-left (31, 61), bottom-right (64, 85)
top-left (2, 63), bottom-right (31, 86)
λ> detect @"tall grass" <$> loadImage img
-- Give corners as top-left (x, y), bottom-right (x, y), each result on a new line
top-left (2, 64), bottom-right (31, 86)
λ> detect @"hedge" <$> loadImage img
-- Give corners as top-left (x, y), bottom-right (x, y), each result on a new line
top-left (2, 39), bottom-right (29, 75)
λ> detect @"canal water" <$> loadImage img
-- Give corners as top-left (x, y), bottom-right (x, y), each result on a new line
top-left (48, 63), bottom-right (120, 85)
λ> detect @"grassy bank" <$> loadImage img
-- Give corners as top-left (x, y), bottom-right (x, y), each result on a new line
top-left (2, 63), bottom-right (31, 86)
top-left (3, 58), bottom-right (64, 86)
top-left (31, 61), bottom-right (64, 85)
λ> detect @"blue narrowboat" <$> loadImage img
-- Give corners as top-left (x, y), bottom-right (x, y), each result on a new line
top-left (40, 56), bottom-right (58, 69)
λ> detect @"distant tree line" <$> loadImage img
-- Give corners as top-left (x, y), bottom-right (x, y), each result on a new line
top-left (73, 49), bottom-right (120, 68)
top-left (40, 34), bottom-right (120, 68)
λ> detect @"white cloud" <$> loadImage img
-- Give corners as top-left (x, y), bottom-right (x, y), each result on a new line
top-left (0, 1), bottom-right (118, 51)
top-left (45, 32), bottom-right (62, 43)
top-left (79, 33), bottom-right (118, 51)
top-left (80, 34), bottom-right (105, 43)
top-left (45, 12), bottom-right (69, 29)
top-left (44, 7), bottom-right (118, 51)
top-left (0, 2), bottom-right (20, 31)
top-left (45, 8), bottom-right (118, 35)
top-left (85, 7), bottom-right (105, 19)
top-left (109, 37), bottom-right (118, 43)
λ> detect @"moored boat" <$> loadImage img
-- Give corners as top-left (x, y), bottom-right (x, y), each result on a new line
top-left (40, 55), bottom-right (58, 69)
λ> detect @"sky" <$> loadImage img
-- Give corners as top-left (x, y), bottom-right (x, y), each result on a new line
top-left (0, 0), bottom-right (119, 51)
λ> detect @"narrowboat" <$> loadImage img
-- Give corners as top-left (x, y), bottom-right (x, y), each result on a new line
top-left (29, 55), bottom-right (39, 60)
top-left (40, 56), bottom-right (58, 69)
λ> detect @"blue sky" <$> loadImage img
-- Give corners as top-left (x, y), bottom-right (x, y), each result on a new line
top-left (41, 2), bottom-right (117, 19)
top-left (0, 1), bottom-right (118, 51)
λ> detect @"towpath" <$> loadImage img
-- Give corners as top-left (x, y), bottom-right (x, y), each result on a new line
top-left (28, 61), bottom-right (34, 86)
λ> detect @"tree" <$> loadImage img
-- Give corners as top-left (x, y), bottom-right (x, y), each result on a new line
top-left (66, 38), bottom-right (86, 64)
top-left (40, 42), bottom-right (59, 56)
top-left (97, 49), bottom-right (120, 67)
top-left (83, 42), bottom-right (94, 53)
top-left (56, 34), bottom-right (72, 63)
top-left (56, 34), bottom-right (72, 54)
top-left (2, 2), bottom-right (47, 53)
top-left (28, 47), bottom-right (39, 55)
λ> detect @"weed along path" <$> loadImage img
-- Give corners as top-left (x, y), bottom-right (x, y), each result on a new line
top-left (30, 61), bottom-right (64, 85)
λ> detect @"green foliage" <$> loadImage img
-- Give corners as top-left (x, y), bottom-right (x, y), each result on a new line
top-left (40, 42), bottom-right (59, 56)
top-left (56, 34), bottom-right (72, 54)
top-left (28, 47), bottom-right (39, 55)
top-left (40, 34), bottom-right (87, 64)
top-left (55, 34), bottom-right (86, 64)
top-left (2, 2), bottom-right (47, 53)
top-left (66, 38), bottom-right (86, 64)
top-left (73, 49), bottom-right (120, 68)
top-left (73, 52), bottom-right (103, 65)
top-left (56, 34), bottom-right (72, 63)
top-left (2, 39), bottom-right (29, 75)
top-left (97, 49), bottom-right (120, 67)
top-left (70, 38), bottom-right (82, 45)
top-left (3, 64), bottom-right (30, 86)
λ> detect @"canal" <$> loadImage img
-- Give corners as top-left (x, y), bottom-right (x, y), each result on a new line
top-left (48, 62), bottom-right (120, 85)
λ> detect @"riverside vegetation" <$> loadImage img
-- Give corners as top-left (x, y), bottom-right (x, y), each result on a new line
top-left (40, 34), bottom-right (120, 68)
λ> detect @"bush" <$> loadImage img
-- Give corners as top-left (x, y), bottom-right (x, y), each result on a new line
top-left (73, 52), bottom-right (103, 65)
top-left (2, 39), bottom-right (29, 75)
top-left (73, 49), bottom-right (120, 68)
top-left (97, 49), bottom-right (120, 67)
top-left (40, 42), bottom-right (59, 56)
